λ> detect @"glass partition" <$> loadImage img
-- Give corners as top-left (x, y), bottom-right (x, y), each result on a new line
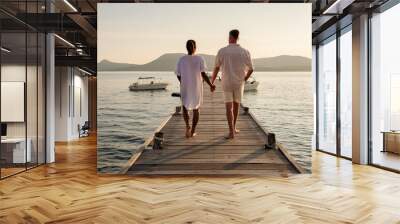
top-left (0, 6), bottom-right (46, 179)
top-left (1, 31), bottom-right (28, 177)
top-left (317, 35), bottom-right (337, 154)
top-left (38, 32), bottom-right (46, 165)
top-left (339, 27), bottom-right (352, 158)
top-left (27, 30), bottom-right (38, 169)
top-left (370, 3), bottom-right (400, 171)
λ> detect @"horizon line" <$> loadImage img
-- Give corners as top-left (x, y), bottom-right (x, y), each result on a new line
top-left (98, 53), bottom-right (312, 65)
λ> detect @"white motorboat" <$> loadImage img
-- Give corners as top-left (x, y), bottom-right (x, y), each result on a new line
top-left (244, 77), bottom-right (259, 91)
top-left (205, 75), bottom-right (258, 91)
top-left (129, 77), bottom-right (168, 91)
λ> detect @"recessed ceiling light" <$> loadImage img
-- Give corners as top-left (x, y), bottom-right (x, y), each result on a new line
top-left (323, 0), bottom-right (355, 15)
top-left (1, 47), bottom-right (11, 53)
top-left (54, 34), bottom-right (75, 48)
top-left (78, 67), bottom-right (93, 76)
top-left (63, 0), bottom-right (78, 12)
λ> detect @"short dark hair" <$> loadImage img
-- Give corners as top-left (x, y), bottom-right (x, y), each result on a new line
top-left (186, 39), bottom-right (196, 55)
top-left (229, 29), bottom-right (239, 39)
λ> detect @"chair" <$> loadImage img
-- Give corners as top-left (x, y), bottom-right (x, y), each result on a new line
top-left (79, 121), bottom-right (90, 138)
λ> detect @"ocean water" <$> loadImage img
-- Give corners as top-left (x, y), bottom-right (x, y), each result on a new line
top-left (97, 71), bottom-right (313, 173)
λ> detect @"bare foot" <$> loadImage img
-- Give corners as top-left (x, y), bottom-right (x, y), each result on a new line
top-left (185, 127), bottom-right (191, 138)
top-left (224, 133), bottom-right (235, 139)
top-left (235, 129), bottom-right (240, 134)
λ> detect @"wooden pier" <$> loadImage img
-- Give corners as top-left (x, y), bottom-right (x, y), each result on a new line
top-left (122, 82), bottom-right (304, 176)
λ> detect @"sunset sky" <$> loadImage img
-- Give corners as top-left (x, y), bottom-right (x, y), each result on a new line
top-left (98, 3), bottom-right (311, 64)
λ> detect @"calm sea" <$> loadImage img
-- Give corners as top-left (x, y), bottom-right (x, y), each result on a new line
top-left (97, 71), bottom-right (313, 173)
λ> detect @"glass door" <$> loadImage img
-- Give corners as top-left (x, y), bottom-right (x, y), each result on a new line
top-left (370, 4), bottom-right (400, 171)
top-left (339, 26), bottom-right (352, 158)
top-left (0, 2), bottom-right (47, 179)
top-left (1, 30), bottom-right (28, 178)
top-left (317, 35), bottom-right (337, 154)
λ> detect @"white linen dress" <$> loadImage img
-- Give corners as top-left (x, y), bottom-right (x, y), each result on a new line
top-left (175, 55), bottom-right (206, 110)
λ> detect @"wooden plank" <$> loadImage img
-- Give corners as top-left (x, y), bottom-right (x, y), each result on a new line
top-left (140, 148), bottom-right (267, 154)
top-left (140, 151), bottom-right (282, 160)
top-left (161, 142), bottom-right (266, 146)
top-left (135, 157), bottom-right (286, 165)
top-left (161, 146), bottom-right (268, 151)
top-left (162, 125), bottom-right (259, 130)
top-left (162, 133), bottom-right (266, 139)
top-left (163, 137), bottom-right (265, 141)
top-left (127, 170), bottom-right (293, 176)
top-left (161, 128), bottom-right (261, 133)
top-left (130, 163), bottom-right (295, 171)
top-left (163, 120), bottom-right (258, 125)
top-left (167, 115), bottom-right (248, 120)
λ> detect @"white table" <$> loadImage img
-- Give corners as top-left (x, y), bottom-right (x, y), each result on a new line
top-left (1, 138), bottom-right (31, 163)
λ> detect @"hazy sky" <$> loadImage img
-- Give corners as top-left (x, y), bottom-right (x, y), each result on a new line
top-left (98, 3), bottom-right (311, 64)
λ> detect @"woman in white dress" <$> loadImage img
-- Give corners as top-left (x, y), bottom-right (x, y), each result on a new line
top-left (176, 40), bottom-right (215, 138)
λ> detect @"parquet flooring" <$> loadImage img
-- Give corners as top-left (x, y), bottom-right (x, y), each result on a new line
top-left (1, 135), bottom-right (400, 223)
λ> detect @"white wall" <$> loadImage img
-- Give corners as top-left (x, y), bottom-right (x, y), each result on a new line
top-left (70, 73), bottom-right (89, 138)
top-left (1, 66), bottom-right (26, 131)
top-left (55, 66), bottom-right (70, 141)
top-left (55, 67), bottom-right (89, 141)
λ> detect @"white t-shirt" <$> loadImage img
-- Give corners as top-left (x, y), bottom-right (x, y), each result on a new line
top-left (215, 44), bottom-right (253, 91)
top-left (176, 55), bottom-right (206, 110)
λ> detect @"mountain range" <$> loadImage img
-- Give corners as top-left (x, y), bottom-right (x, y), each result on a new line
top-left (98, 53), bottom-right (311, 72)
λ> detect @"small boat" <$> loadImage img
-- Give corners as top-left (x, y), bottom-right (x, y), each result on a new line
top-left (206, 74), bottom-right (221, 81)
top-left (206, 75), bottom-right (258, 91)
top-left (129, 77), bottom-right (168, 91)
top-left (244, 77), bottom-right (259, 91)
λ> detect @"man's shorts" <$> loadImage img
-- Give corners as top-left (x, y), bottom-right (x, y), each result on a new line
top-left (223, 84), bottom-right (245, 103)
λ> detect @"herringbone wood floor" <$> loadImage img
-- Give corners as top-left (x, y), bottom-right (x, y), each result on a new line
top-left (1, 135), bottom-right (400, 224)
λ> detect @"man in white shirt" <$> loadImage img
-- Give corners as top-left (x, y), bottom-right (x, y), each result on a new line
top-left (211, 29), bottom-right (254, 139)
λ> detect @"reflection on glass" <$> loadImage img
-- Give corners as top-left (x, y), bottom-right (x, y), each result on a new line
top-left (318, 36), bottom-right (337, 154)
top-left (27, 31), bottom-right (38, 169)
top-left (390, 74), bottom-right (400, 130)
top-left (371, 3), bottom-right (400, 171)
top-left (340, 29), bottom-right (352, 158)
top-left (0, 2), bottom-right (47, 179)
top-left (38, 33), bottom-right (46, 165)
top-left (1, 31), bottom-right (28, 177)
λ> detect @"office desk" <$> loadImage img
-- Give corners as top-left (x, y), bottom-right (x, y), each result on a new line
top-left (1, 138), bottom-right (31, 164)
top-left (382, 131), bottom-right (400, 154)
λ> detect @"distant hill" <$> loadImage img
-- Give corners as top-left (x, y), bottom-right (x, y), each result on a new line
top-left (98, 53), bottom-right (311, 72)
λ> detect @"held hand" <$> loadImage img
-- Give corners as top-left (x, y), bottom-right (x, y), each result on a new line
top-left (210, 84), bottom-right (216, 92)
